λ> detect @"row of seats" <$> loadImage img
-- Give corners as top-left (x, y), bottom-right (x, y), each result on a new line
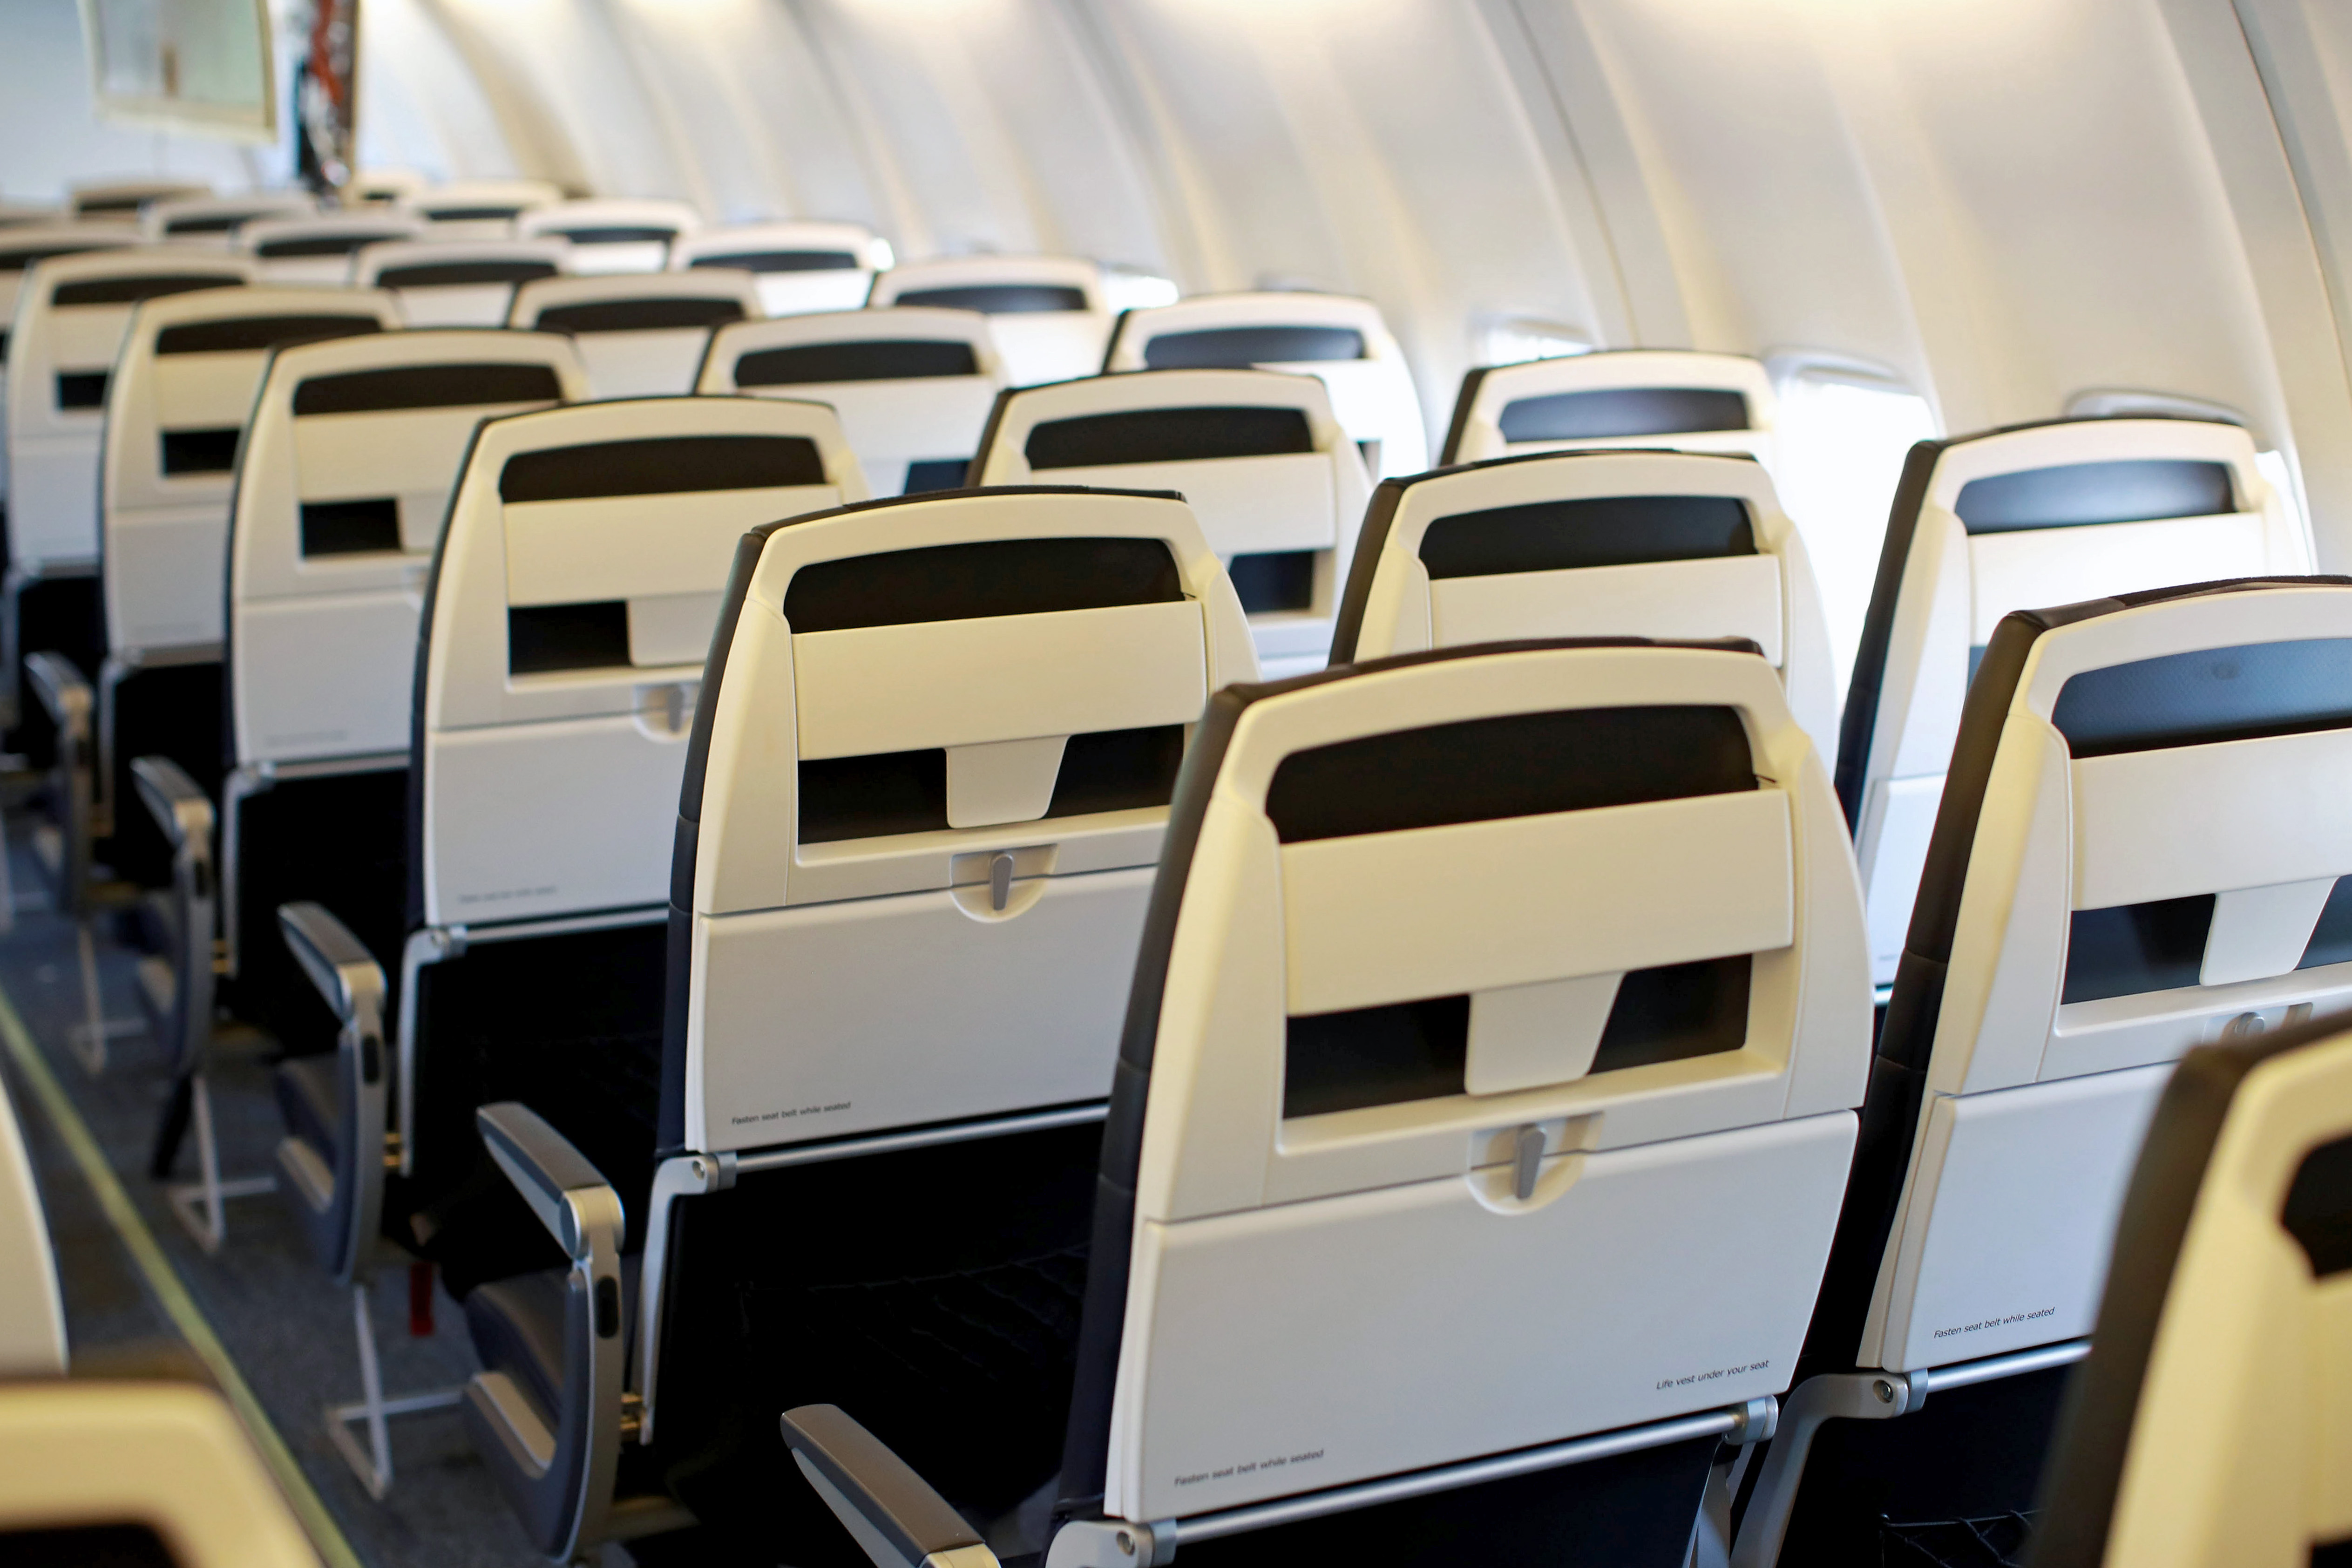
top-left (88, 357), bottom-right (2332, 1566)
top-left (5, 876), bottom-right (2347, 1568)
top-left (4, 184), bottom-right (2341, 1562)
top-left (242, 498), bottom-right (2352, 1566)
top-left (0, 217), bottom-right (1796, 938)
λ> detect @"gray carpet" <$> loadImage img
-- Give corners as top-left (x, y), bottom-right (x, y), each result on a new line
top-left (0, 823), bottom-right (692, 1567)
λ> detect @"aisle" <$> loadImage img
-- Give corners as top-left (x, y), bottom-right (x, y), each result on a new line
top-left (0, 828), bottom-right (541, 1568)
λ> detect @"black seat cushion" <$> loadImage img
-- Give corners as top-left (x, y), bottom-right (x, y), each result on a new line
top-left (274, 1054), bottom-right (339, 1159)
top-left (651, 1121), bottom-right (1100, 1565)
top-left (1769, 1365), bottom-right (2073, 1568)
top-left (464, 1253), bottom-right (644, 1430)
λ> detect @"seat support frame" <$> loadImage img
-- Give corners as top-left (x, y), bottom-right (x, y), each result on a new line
top-left (278, 900), bottom-right (462, 1499)
top-left (1728, 1339), bottom-right (2089, 1568)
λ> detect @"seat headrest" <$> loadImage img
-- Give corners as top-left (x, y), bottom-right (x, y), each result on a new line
top-left (873, 253), bottom-right (1105, 314)
top-left (1106, 291), bottom-right (1396, 372)
top-left (1442, 349), bottom-right (1776, 464)
top-left (1101, 628), bottom-right (1867, 1217)
top-left (681, 485), bottom-right (1260, 914)
top-left (423, 394), bottom-right (869, 734)
top-left (700, 306), bottom-right (1002, 390)
top-left (516, 198), bottom-right (702, 245)
top-left (239, 213), bottom-right (423, 261)
top-left (669, 220), bottom-right (882, 275)
top-left (508, 269), bottom-right (761, 334)
top-left (352, 238), bottom-right (570, 291)
top-left (140, 193), bottom-right (316, 242)
top-left (974, 367), bottom-right (1349, 478)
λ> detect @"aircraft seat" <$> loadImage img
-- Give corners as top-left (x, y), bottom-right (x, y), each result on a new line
top-left (1440, 349), bottom-right (1778, 468)
top-left (517, 198), bottom-right (701, 275)
top-left (0, 1058), bottom-right (65, 1378)
top-left (276, 388), bottom-right (867, 1270)
top-left (869, 254), bottom-right (1111, 387)
top-left (353, 237), bottom-right (569, 328)
top-left (972, 367), bottom-right (1370, 677)
top-left (1735, 576), bottom-right (2352, 1568)
top-left (2031, 1009), bottom-right (2352, 1568)
top-left (508, 269), bottom-right (760, 398)
top-left (1837, 417), bottom-right (2312, 990)
top-left (1103, 290), bottom-right (1429, 478)
top-left (669, 220), bottom-right (889, 317)
top-left (696, 305), bottom-right (1006, 495)
top-left (778, 631), bottom-right (1871, 1567)
top-left (458, 483), bottom-right (1254, 1562)
top-left (2, 247), bottom-right (248, 771)
top-left (0, 1384), bottom-right (321, 1566)
top-left (1331, 448), bottom-right (1839, 756)
top-left (267, 392), bottom-right (864, 1497)
top-left (0, 223), bottom-right (139, 570)
top-left (399, 178), bottom-right (565, 239)
top-left (86, 285), bottom-right (399, 889)
top-left (0, 223), bottom-right (137, 373)
top-left (239, 212), bottom-right (423, 285)
top-left (202, 327), bottom-right (587, 1149)
top-left (68, 179), bottom-right (209, 217)
top-left (346, 169), bottom-right (427, 207)
top-left (139, 193), bottom-right (316, 247)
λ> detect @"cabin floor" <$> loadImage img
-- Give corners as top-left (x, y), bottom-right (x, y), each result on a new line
top-left (0, 820), bottom-right (742, 1568)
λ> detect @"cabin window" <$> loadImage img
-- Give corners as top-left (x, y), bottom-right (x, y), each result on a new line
top-left (1774, 366), bottom-right (1937, 708)
top-left (1473, 316), bottom-right (1592, 367)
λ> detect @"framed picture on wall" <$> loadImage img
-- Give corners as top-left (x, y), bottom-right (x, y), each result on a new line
top-left (78, 0), bottom-right (278, 143)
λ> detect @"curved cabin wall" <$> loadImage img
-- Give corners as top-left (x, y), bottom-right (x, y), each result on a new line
top-left (10, 0), bottom-right (2342, 563)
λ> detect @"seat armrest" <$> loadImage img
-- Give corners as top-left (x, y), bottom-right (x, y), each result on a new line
top-left (23, 652), bottom-right (89, 725)
top-left (781, 1405), bottom-right (997, 1568)
top-left (464, 1103), bottom-right (633, 1561)
top-left (476, 1102), bottom-right (625, 1263)
top-left (276, 901), bottom-right (386, 1027)
top-left (275, 902), bottom-right (391, 1283)
top-left (131, 755), bottom-right (212, 851)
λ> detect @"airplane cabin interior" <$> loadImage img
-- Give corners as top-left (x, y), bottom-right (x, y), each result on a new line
top-left (1, 0), bottom-right (2351, 1565)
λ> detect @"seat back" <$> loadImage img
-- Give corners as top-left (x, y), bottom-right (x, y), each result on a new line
top-left (1839, 418), bottom-right (2311, 989)
top-left (2031, 1011), bottom-right (2352, 1568)
top-left (0, 1385), bottom-right (321, 1566)
top-left (100, 285), bottom-right (398, 658)
top-left (517, 198), bottom-right (700, 275)
top-left (228, 328), bottom-right (588, 770)
top-left (630, 487), bottom-right (1252, 1535)
top-left (869, 254), bottom-right (1109, 387)
top-left (354, 238), bottom-right (569, 327)
top-left (240, 212), bottom-right (422, 285)
top-left (1333, 449), bottom-right (1839, 755)
top-left (669, 485), bottom-right (1256, 1155)
top-left (508, 270), bottom-right (759, 398)
top-left (972, 368), bottom-right (1370, 677)
top-left (346, 169), bottom-right (427, 206)
top-left (1440, 350), bottom-right (1778, 468)
top-left (1056, 637), bottom-right (1870, 1529)
top-left (0, 1066), bottom-right (64, 1378)
top-left (1104, 291), bottom-right (1428, 478)
top-left (696, 306), bottom-right (1005, 495)
top-left (140, 193), bottom-right (316, 246)
top-left (0, 225), bottom-right (138, 504)
top-left (1821, 578), bottom-right (2352, 1385)
top-left (70, 179), bottom-right (208, 217)
top-left (415, 395), bottom-right (867, 930)
top-left (4, 247), bottom-right (249, 574)
top-left (400, 178), bottom-right (564, 239)
top-left (669, 220), bottom-right (886, 317)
